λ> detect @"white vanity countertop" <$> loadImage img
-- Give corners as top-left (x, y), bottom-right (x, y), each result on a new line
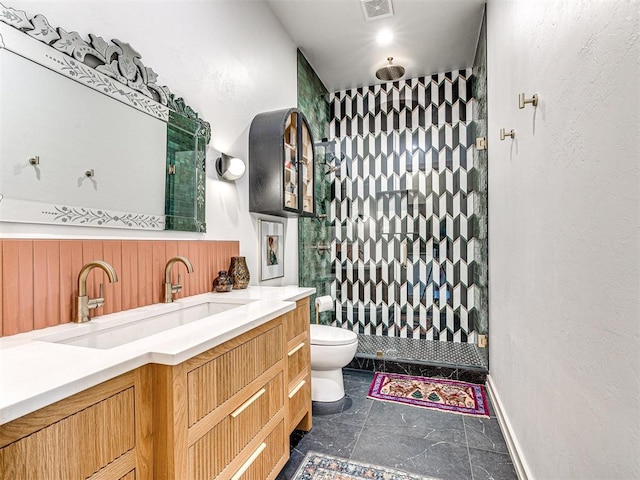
top-left (0, 285), bottom-right (315, 425)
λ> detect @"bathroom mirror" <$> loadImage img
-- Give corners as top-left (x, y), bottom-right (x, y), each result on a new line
top-left (0, 2), bottom-right (209, 231)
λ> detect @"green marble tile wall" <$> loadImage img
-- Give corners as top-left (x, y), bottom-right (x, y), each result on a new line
top-left (296, 50), bottom-right (332, 324)
top-left (472, 8), bottom-right (489, 362)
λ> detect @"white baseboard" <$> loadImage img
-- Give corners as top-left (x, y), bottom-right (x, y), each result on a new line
top-left (485, 374), bottom-right (533, 480)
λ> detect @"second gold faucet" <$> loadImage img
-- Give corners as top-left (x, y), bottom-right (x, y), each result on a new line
top-left (164, 256), bottom-right (194, 303)
top-left (75, 260), bottom-right (119, 323)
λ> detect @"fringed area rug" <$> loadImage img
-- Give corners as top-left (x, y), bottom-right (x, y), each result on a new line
top-left (292, 452), bottom-right (438, 480)
top-left (367, 372), bottom-right (490, 418)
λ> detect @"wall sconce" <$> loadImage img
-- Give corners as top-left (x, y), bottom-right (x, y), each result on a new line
top-left (215, 154), bottom-right (246, 181)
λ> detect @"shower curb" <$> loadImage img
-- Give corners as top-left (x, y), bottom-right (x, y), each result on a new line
top-left (347, 355), bottom-right (487, 384)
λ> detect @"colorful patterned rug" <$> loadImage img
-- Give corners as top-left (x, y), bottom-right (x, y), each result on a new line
top-left (367, 372), bottom-right (490, 418)
top-left (292, 452), bottom-right (438, 480)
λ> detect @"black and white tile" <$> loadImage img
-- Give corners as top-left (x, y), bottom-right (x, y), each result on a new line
top-left (328, 70), bottom-right (483, 344)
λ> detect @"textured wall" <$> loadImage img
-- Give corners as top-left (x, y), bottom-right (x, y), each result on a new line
top-left (1, 1), bottom-right (299, 286)
top-left (487, 0), bottom-right (640, 478)
top-left (329, 72), bottom-right (486, 342)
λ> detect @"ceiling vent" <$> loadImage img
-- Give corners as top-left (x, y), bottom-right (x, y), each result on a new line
top-left (361, 0), bottom-right (394, 21)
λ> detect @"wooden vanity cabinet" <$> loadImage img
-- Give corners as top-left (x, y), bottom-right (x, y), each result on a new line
top-left (0, 297), bottom-right (313, 480)
top-left (0, 368), bottom-right (153, 480)
top-left (284, 297), bottom-right (312, 434)
top-left (152, 298), bottom-right (312, 479)
top-left (152, 316), bottom-right (291, 480)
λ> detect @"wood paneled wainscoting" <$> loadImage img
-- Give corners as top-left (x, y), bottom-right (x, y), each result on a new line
top-left (0, 239), bottom-right (239, 336)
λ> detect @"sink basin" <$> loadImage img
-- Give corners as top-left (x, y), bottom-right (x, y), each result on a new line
top-left (44, 300), bottom-right (252, 349)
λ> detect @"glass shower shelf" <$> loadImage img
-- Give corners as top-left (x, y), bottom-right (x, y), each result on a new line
top-left (380, 232), bottom-right (421, 236)
top-left (376, 189), bottom-right (420, 195)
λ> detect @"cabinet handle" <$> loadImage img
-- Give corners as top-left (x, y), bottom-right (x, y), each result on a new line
top-left (231, 442), bottom-right (267, 480)
top-left (288, 379), bottom-right (306, 399)
top-left (288, 342), bottom-right (305, 357)
top-left (231, 388), bottom-right (266, 418)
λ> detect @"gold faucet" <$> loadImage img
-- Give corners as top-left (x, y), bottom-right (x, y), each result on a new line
top-left (164, 256), bottom-right (194, 303)
top-left (75, 260), bottom-right (119, 323)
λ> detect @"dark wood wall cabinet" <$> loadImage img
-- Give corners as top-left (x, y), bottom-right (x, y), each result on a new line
top-left (249, 108), bottom-right (315, 217)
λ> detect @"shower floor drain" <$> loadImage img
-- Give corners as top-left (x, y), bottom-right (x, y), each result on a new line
top-left (356, 335), bottom-right (486, 369)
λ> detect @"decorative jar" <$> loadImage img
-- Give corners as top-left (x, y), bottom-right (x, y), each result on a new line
top-left (212, 270), bottom-right (233, 292)
top-left (228, 256), bottom-right (250, 289)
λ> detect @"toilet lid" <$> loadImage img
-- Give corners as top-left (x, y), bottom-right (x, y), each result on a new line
top-left (310, 324), bottom-right (358, 346)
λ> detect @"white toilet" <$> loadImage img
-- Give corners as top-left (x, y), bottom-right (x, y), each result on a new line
top-left (309, 324), bottom-right (358, 402)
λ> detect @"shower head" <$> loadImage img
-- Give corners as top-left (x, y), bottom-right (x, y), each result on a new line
top-left (375, 57), bottom-right (405, 81)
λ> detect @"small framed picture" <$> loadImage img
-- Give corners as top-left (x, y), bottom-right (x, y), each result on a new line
top-left (260, 219), bottom-right (284, 280)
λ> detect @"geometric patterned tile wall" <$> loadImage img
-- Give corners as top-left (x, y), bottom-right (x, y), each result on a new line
top-left (329, 70), bottom-right (482, 343)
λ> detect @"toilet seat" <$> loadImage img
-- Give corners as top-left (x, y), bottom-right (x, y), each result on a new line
top-left (310, 324), bottom-right (358, 346)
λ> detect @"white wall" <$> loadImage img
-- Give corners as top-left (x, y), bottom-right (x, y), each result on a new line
top-left (1, 0), bottom-right (299, 286)
top-left (486, 1), bottom-right (640, 478)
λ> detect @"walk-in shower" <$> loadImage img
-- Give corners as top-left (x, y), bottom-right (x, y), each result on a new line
top-left (326, 69), bottom-right (488, 375)
top-left (297, 21), bottom-right (489, 376)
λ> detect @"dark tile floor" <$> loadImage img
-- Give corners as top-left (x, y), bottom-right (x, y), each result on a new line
top-left (276, 369), bottom-right (518, 480)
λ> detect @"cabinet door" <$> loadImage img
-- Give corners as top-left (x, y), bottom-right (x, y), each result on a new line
top-left (299, 118), bottom-right (315, 215)
top-left (0, 375), bottom-right (139, 480)
top-left (283, 112), bottom-right (299, 212)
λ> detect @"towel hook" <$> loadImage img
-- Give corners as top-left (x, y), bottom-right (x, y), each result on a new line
top-left (518, 93), bottom-right (539, 109)
top-left (500, 128), bottom-right (516, 140)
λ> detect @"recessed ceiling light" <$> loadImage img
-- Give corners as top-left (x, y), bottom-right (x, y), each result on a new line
top-left (377, 29), bottom-right (393, 46)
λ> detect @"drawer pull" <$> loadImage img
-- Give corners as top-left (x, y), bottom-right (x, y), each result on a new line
top-left (231, 388), bottom-right (266, 418)
top-left (288, 379), bottom-right (306, 399)
top-left (288, 342), bottom-right (305, 357)
top-left (231, 442), bottom-right (267, 480)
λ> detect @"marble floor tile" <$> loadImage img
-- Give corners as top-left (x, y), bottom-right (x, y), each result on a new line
top-left (469, 447), bottom-right (518, 480)
top-left (290, 417), bottom-right (361, 459)
top-left (351, 426), bottom-right (473, 480)
top-left (463, 416), bottom-right (509, 454)
top-left (364, 399), bottom-right (467, 445)
top-left (344, 379), bottom-right (373, 397)
top-left (312, 394), bottom-right (373, 427)
top-left (276, 368), bottom-right (517, 480)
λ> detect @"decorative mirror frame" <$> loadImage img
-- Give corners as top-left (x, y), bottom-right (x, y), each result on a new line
top-left (0, 2), bottom-right (210, 231)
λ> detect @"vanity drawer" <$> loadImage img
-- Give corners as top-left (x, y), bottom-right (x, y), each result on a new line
top-left (285, 298), bottom-right (310, 342)
top-left (229, 419), bottom-right (287, 480)
top-left (187, 372), bottom-right (284, 480)
top-left (187, 323), bottom-right (283, 426)
top-left (287, 337), bottom-right (310, 385)
top-left (287, 374), bottom-right (311, 433)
